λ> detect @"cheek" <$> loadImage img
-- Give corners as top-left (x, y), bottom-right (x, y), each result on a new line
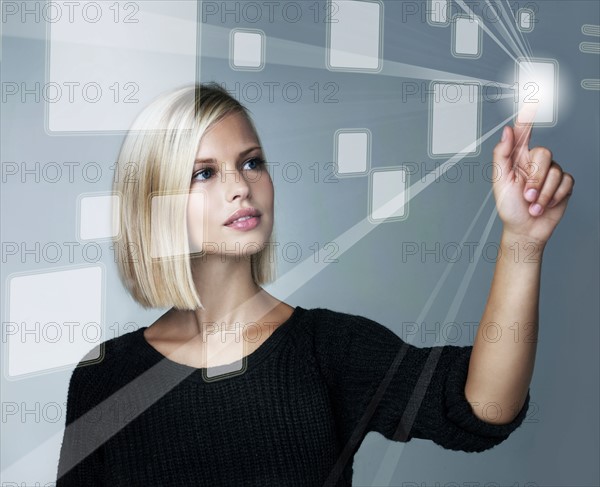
top-left (257, 171), bottom-right (274, 201)
top-left (186, 191), bottom-right (212, 234)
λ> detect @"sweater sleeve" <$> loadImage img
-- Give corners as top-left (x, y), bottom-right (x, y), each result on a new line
top-left (307, 309), bottom-right (531, 453)
top-left (56, 352), bottom-right (105, 485)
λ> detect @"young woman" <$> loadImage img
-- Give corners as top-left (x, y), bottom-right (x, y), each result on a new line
top-left (56, 83), bottom-right (574, 486)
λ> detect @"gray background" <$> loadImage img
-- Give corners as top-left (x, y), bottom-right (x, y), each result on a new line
top-left (1, 1), bottom-right (599, 486)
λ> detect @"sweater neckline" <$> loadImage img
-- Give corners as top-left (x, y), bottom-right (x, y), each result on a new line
top-left (132, 305), bottom-right (305, 384)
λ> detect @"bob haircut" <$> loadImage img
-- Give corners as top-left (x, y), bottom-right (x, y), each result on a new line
top-left (112, 82), bottom-right (277, 310)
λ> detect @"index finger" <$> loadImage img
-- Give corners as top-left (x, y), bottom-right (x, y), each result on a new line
top-left (513, 102), bottom-right (536, 153)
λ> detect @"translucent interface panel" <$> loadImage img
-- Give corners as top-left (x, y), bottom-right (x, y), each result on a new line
top-left (335, 130), bottom-right (370, 176)
top-left (6, 266), bottom-right (103, 379)
top-left (47, 1), bottom-right (198, 132)
top-left (515, 58), bottom-right (559, 126)
top-left (78, 193), bottom-right (120, 241)
top-left (327, 0), bottom-right (382, 71)
top-left (203, 328), bottom-right (246, 381)
top-left (428, 0), bottom-right (450, 26)
top-left (369, 168), bottom-right (409, 223)
top-left (517, 8), bottom-right (535, 32)
top-left (230, 29), bottom-right (265, 70)
top-left (581, 79), bottom-right (600, 91)
top-left (579, 41), bottom-right (600, 54)
top-left (150, 192), bottom-right (203, 258)
top-left (452, 16), bottom-right (482, 59)
top-left (429, 82), bottom-right (481, 157)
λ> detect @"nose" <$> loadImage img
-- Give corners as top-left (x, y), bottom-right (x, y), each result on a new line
top-left (223, 164), bottom-right (251, 202)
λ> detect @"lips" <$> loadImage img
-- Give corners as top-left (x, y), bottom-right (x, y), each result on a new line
top-left (224, 207), bottom-right (262, 226)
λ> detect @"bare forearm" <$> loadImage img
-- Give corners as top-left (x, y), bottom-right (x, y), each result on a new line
top-left (464, 231), bottom-right (543, 425)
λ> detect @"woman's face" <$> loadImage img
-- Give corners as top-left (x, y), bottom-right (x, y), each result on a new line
top-left (187, 111), bottom-right (274, 259)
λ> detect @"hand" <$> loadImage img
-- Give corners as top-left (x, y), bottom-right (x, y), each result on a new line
top-left (491, 119), bottom-right (575, 246)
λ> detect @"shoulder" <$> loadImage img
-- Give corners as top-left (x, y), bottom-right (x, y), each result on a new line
top-left (294, 307), bottom-right (407, 388)
top-left (67, 327), bottom-right (143, 391)
top-left (301, 306), bottom-right (394, 336)
top-left (78, 326), bottom-right (141, 365)
top-left (297, 306), bottom-right (399, 352)
top-left (63, 327), bottom-right (145, 424)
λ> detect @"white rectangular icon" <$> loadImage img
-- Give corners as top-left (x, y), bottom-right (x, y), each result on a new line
top-left (150, 193), bottom-right (201, 258)
top-left (48, 1), bottom-right (198, 132)
top-left (7, 266), bottom-right (104, 379)
top-left (370, 168), bottom-right (409, 222)
top-left (517, 8), bottom-right (535, 32)
top-left (428, 0), bottom-right (450, 25)
top-left (452, 16), bottom-right (481, 58)
top-left (230, 29), bottom-right (265, 70)
top-left (429, 82), bottom-right (481, 157)
top-left (327, 0), bottom-right (382, 71)
top-left (79, 194), bottom-right (120, 241)
top-left (335, 130), bottom-right (370, 175)
top-left (515, 58), bottom-right (559, 126)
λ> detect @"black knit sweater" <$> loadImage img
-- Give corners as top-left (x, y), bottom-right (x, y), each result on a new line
top-left (56, 306), bottom-right (530, 486)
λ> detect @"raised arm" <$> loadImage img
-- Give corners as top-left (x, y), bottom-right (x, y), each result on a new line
top-left (465, 120), bottom-right (575, 425)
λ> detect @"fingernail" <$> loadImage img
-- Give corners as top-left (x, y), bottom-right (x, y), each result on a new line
top-left (525, 188), bottom-right (538, 202)
top-left (548, 199), bottom-right (556, 208)
top-left (531, 203), bottom-right (543, 216)
top-left (501, 126), bottom-right (508, 142)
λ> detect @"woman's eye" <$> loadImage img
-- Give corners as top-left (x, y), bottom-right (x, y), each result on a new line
top-left (244, 157), bottom-right (266, 170)
top-left (191, 158), bottom-right (265, 183)
top-left (192, 168), bottom-right (213, 182)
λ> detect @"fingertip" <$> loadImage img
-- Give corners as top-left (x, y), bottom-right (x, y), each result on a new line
top-left (530, 203), bottom-right (543, 216)
top-left (525, 188), bottom-right (538, 202)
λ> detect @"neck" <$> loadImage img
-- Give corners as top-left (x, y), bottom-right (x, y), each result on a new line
top-left (171, 253), bottom-right (281, 336)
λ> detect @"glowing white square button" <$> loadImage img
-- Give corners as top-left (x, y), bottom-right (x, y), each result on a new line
top-left (231, 29), bottom-right (265, 70)
top-left (6, 266), bottom-right (104, 379)
top-left (47, 0), bottom-right (198, 132)
top-left (369, 168), bottom-right (409, 223)
top-left (79, 194), bottom-right (120, 241)
top-left (517, 8), bottom-right (535, 32)
top-left (335, 130), bottom-right (370, 175)
top-left (327, 0), bottom-right (382, 71)
top-left (429, 82), bottom-right (481, 157)
top-left (452, 16), bottom-right (482, 58)
top-left (515, 58), bottom-right (558, 126)
top-left (428, 0), bottom-right (450, 26)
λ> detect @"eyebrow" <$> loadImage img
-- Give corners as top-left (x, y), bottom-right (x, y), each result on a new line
top-left (194, 146), bottom-right (262, 166)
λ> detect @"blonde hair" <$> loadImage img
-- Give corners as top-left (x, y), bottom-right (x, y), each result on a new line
top-left (112, 82), bottom-right (277, 310)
